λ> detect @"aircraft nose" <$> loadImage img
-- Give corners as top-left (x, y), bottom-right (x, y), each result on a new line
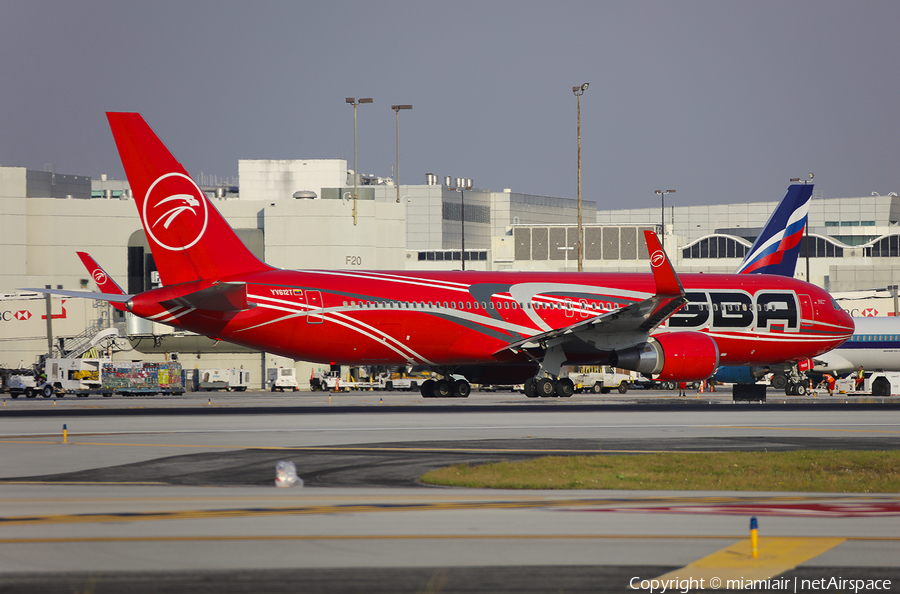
top-left (829, 298), bottom-right (854, 336)
top-left (841, 307), bottom-right (855, 333)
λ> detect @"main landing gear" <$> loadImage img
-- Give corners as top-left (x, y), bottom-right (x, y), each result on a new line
top-left (419, 377), bottom-right (471, 398)
top-left (771, 366), bottom-right (810, 396)
top-left (523, 376), bottom-right (574, 398)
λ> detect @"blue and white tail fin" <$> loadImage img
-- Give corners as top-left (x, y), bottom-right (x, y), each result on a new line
top-left (736, 183), bottom-right (813, 276)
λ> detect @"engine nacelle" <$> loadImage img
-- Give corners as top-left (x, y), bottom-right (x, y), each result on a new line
top-left (712, 365), bottom-right (770, 385)
top-left (611, 331), bottom-right (719, 382)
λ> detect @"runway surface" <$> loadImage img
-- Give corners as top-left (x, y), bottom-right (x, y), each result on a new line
top-left (1, 389), bottom-right (899, 593)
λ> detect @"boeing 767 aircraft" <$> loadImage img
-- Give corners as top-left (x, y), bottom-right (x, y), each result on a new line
top-left (28, 113), bottom-right (854, 398)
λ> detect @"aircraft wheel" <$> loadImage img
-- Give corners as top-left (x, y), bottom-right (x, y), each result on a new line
top-left (795, 382), bottom-right (807, 396)
top-left (523, 378), bottom-right (538, 398)
top-left (420, 379), bottom-right (435, 398)
top-left (771, 374), bottom-right (788, 390)
top-left (786, 383), bottom-right (797, 396)
top-left (432, 379), bottom-right (453, 398)
top-left (453, 379), bottom-right (471, 398)
top-left (872, 377), bottom-right (891, 396)
top-left (557, 378), bottom-right (574, 398)
top-left (535, 377), bottom-right (556, 398)
top-left (618, 382), bottom-right (629, 394)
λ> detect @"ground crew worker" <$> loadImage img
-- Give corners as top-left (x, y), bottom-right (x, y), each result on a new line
top-left (855, 365), bottom-right (865, 391)
top-left (820, 373), bottom-right (835, 396)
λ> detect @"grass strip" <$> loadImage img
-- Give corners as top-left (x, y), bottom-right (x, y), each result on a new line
top-left (421, 450), bottom-right (900, 492)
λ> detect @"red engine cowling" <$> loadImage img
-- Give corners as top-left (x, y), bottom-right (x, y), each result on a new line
top-left (612, 331), bottom-right (719, 381)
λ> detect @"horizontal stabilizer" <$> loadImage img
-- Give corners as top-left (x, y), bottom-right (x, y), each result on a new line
top-left (162, 282), bottom-right (255, 312)
top-left (20, 288), bottom-right (132, 303)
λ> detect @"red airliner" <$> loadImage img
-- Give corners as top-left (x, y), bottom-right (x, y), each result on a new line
top-left (29, 113), bottom-right (854, 398)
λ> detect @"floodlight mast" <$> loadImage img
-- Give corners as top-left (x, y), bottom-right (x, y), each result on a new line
top-left (654, 189), bottom-right (676, 250)
top-left (445, 176), bottom-right (473, 270)
top-left (346, 97), bottom-right (373, 225)
top-left (572, 82), bottom-right (589, 271)
top-left (391, 105), bottom-right (413, 203)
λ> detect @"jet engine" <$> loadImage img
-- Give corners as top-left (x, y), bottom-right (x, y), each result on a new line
top-left (611, 331), bottom-right (719, 381)
top-left (712, 365), bottom-right (771, 385)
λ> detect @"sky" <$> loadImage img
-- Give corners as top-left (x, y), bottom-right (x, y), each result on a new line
top-left (2, 1), bottom-right (899, 209)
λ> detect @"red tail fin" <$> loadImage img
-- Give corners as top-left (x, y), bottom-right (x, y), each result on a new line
top-left (106, 113), bottom-right (270, 286)
top-left (76, 251), bottom-right (128, 311)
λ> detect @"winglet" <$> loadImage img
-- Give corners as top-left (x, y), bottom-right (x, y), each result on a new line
top-left (643, 230), bottom-right (683, 296)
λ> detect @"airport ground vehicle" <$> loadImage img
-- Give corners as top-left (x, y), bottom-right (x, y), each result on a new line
top-left (568, 365), bottom-right (634, 394)
top-left (99, 360), bottom-right (184, 396)
top-left (377, 370), bottom-right (430, 391)
top-left (8, 358), bottom-right (184, 397)
top-left (197, 368), bottom-right (250, 391)
top-left (310, 370), bottom-right (379, 391)
top-left (7, 374), bottom-right (38, 398)
top-left (267, 367), bottom-right (299, 392)
top-left (834, 371), bottom-right (900, 396)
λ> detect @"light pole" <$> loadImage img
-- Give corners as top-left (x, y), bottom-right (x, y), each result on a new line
top-left (791, 173), bottom-right (814, 280)
top-left (573, 82), bottom-right (589, 272)
top-left (654, 189), bottom-right (676, 250)
top-left (345, 97), bottom-right (373, 225)
top-left (391, 105), bottom-right (412, 203)
top-left (445, 177), bottom-right (473, 270)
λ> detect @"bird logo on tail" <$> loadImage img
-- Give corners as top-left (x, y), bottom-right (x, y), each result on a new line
top-left (142, 172), bottom-right (209, 251)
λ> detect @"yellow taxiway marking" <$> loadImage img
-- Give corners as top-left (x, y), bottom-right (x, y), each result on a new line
top-left (647, 537), bottom-right (846, 587)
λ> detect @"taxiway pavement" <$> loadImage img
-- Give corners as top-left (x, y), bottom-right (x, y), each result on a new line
top-left (1, 390), bottom-right (898, 593)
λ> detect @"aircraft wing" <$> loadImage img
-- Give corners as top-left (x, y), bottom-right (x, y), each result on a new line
top-left (495, 230), bottom-right (687, 356)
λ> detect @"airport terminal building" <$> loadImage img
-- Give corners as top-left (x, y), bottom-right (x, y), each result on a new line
top-left (2, 161), bottom-right (899, 385)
